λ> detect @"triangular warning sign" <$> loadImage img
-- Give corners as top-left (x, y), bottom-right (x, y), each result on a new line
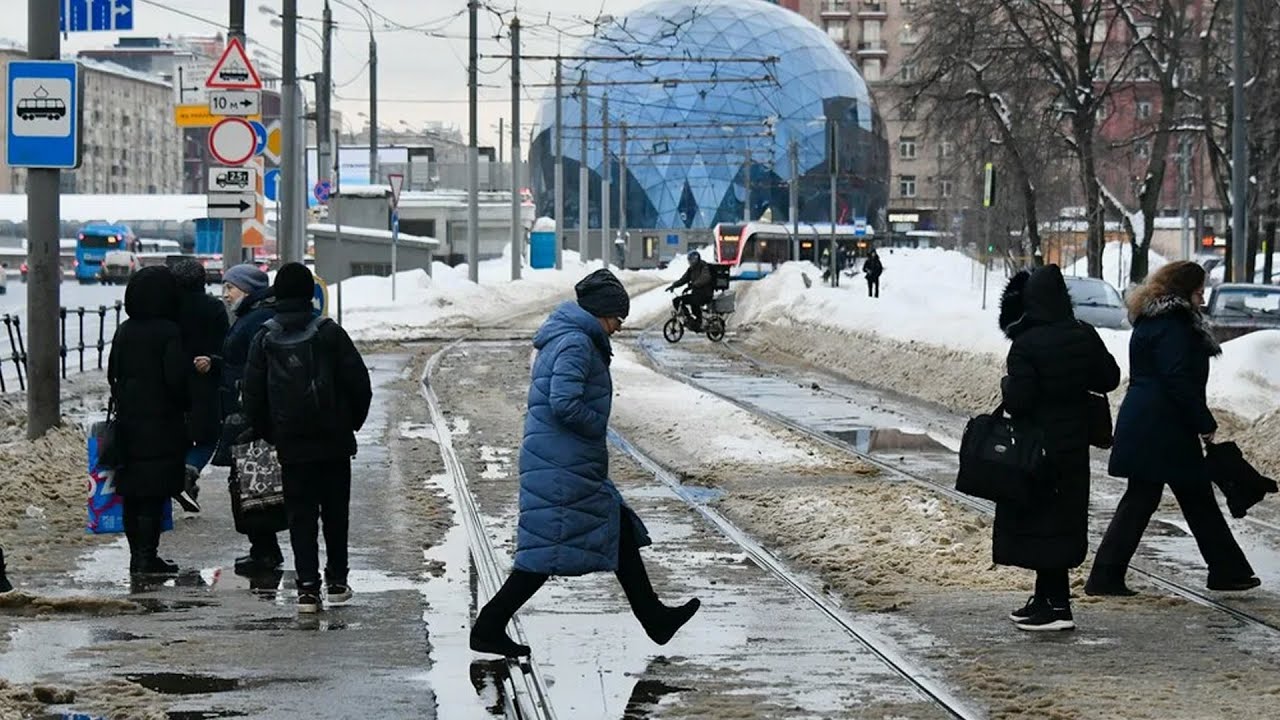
top-left (388, 174), bottom-right (405, 208)
top-left (206, 38), bottom-right (262, 90)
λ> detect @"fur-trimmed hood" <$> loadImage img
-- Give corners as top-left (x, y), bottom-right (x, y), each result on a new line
top-left (999, 265), bottom-right (1074, 339)
top-left (1134, 293), bottom-right (1222, 356)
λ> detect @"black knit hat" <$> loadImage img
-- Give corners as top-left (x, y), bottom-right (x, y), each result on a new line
top-left (172, 258), bottom-right (207, 291)
top-left (575, 268), bottom-right (630, 318)
top-left (273, 262), bottom-right (314, 301)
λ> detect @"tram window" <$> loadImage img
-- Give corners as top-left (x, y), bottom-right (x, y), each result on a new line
top-left (643, 235), bottom-right (657, 260)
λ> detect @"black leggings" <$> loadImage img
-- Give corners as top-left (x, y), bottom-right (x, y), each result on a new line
top-left (1034, 568), bottom-right (1070, 604)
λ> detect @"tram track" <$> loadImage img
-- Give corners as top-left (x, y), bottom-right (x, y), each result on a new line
top-left (634, 332), bottom-right (1280, 638)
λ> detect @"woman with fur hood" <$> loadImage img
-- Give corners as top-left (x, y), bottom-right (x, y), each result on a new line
top-left (1086, 261), bottom-right (1258, 595)
top-left (997, 264), bottom-right (1120, 631)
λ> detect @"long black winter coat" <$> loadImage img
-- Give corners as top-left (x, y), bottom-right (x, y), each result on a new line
top-left (1109, 295), bottom-right (1220, 484)
top-left (215, 287), bottom-right (276, 420)
top-left (995, 266), bottom-right (1121, 570)
top-left (864, 253), bottom-right (884, 280)
top-left (177, 288), bottom-right (230, 444)
top-left (108, 267), bottom-right (190, 498)
top-left (242, 298), bottom-right (373, 464)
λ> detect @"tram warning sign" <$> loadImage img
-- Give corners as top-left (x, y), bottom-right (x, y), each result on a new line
top-left (206, 38), bottom-right (262, 90)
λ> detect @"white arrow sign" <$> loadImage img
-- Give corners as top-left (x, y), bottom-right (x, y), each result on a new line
top-left (206, 192), bottom-right (256, 219)
top-left (209, 90), bottom-right (260, 117)
top-left (208, 166), bottom-right (258, 192)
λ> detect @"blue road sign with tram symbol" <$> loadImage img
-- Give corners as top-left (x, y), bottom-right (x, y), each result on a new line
top-left (60, 0), bottom-right (135, 32)
top-left (6, 61), bottom-right (83, 169)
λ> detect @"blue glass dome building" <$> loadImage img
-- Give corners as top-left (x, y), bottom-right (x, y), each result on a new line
top-left (529, 0), bottom-right (889, 231)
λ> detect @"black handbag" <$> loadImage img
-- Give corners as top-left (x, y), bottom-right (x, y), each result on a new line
top-left (1206, 441), bottom-right (1277, 518)
top-left (955, 404), bottom-right (1045, 504)
top-left (90, 396), bottom-right (122, 471)
top-left (1086, 393), bottom-right (1113, 449)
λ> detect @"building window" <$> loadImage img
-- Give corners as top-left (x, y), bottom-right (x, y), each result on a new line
top-left (863, 58), bottom-right (882, 82)
top-left (900, 24), bottom-right (919, 45)
top-left (940, 140), bottom-right (954, 158)
top-left (1134, 63), bottom-right (1153, 81)
top-left (899, 62), bottom-right (918, 82)
top-left (899, 175), bottom-right (917, 198)
top-left (643, 235), bottom-right (657, 260)
top-left (900, 101), bottom-right (917, 121)
top-left (1097, 103), bottom-right (1109, 122)
top-left (827, 22), bottom-right (846, 43)
top-left (1135, 140), bottom-right (1150, 158)
top-left (1137, 101), bottom-right (1152, 119)
top-left (899, 136), bottom-right (917, 160)
top-left (940, 178), bottom-right (954, 198)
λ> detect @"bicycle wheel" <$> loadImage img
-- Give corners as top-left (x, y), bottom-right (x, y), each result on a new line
top-left (706, 317), bottom-right (726, 342)
top-left (663, 317), bottom-right (684, 343)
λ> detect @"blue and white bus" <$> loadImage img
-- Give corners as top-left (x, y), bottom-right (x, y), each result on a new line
top-left (75, 223), bottom-right (135, 283)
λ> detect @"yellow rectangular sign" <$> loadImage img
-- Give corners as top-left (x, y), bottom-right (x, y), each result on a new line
top-left (174, 104), bottom-right (261, 128)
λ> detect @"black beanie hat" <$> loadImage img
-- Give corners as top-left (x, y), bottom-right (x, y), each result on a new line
top-left (172, 258), bottom-right (207, 291)
top-left (274, 262), bottom-right (314, 301)
top-left (575, 268), bottom-right (630, 318)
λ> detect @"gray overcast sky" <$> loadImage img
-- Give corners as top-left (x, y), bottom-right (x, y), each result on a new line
top-left (9, 0), bottom-right (655, 149)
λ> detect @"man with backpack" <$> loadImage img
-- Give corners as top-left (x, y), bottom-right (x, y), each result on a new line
top-left (242, 263), bottom-right (372, 613)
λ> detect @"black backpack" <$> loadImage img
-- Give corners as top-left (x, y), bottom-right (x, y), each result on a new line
top-left (955, 404), bottom-right (1045, 505)
top-left (260, 316), bottom-right (340, 436)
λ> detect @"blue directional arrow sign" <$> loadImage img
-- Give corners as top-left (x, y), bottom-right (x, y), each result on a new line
top-left (249, 120), bottom-right (267, 156)
top-left (6, 61), bottom-right (82, 169)
top-left (263, 168), bottom-right (281, 202)
top-left (60, 0), bottom-right (134, 32)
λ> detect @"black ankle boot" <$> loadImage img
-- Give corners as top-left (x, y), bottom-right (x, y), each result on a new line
top-left (643, 599), bottom-right (701, 646)
top-left (1084, 566), bottom-right (1137, 597)
top-left (469, 606), bottom-right (532, 657)
top-left (0, 547), bottom-right (12, 594)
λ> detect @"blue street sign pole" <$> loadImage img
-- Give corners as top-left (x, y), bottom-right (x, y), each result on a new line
top-left (391, 209), bottom-right (399, 302)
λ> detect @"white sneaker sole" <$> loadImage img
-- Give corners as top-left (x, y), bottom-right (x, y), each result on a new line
top-left (1015, 619), bottom-right (1075, 632)
top-left (327, 591), bottom-right (353, 606)
top-left (1009, 612), bottom-right (1033, 623)
top-left (298, 603), bottom-right (322, 614)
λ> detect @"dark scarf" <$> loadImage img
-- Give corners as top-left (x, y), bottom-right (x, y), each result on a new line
top-left (1138, 294), bottom-right (1222, 356)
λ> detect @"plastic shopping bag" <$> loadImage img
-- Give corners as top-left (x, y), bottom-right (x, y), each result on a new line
top-left (87, 432), bottom-right (173, 534)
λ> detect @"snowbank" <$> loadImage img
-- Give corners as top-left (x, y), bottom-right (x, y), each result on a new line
top-left (1206, 330), bottom-right (1280, 421)
top-left (335, 247), bottom-right (680, 341)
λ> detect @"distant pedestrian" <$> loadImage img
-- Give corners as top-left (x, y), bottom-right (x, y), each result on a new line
top-left (997, 265), bottom-right (1120, 631)
top-left (863, 249), bottom-right (883, 298)
top-left (0, 546), bottom-right (12, 593)
top-left (171, 259), bottom-right (229, 513)
top-left (471, 269), bottom-right (700, 657)
top-left (243, 263), bottom-right (372, 614)
top-left (108, 267), bottom-right (190, 577)
top-left (213, 263), bottom-right (285, 575)
top-left (1088, 261), bottom-right (1259, 595)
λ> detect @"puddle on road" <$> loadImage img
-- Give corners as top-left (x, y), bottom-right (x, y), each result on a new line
top-left (125, 672), bottom-right (240, 695)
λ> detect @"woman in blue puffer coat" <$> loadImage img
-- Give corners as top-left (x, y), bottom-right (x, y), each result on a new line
top-left (470, 269), bottom-right (701, 658)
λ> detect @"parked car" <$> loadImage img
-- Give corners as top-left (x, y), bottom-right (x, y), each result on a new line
top-left (1204, 283), bottom-right (1280, 342)
top-left (1064, 276), bottom-right (1129, 329)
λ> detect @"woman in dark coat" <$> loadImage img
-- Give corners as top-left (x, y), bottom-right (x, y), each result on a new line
top-left (108, 266), bottom-right (189, 576)
top-left (470, 270), bottom-right (700, 658)
top-left (996, 265), bottom-right (1120, 631)
top-left (211, 264), bottom-right (285, 575)
top-left (1087, 261), bottom-right (1258, 595)
top-left (172, 259), bottom-right (229, 512)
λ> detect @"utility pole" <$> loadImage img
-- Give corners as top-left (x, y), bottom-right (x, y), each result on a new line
top-left (467, 0), bottom-right (480, 281)
top-left (1179, 137), bottom-right (1191, 261)
top-left (554, 58), bottom-right (565, 269)
top-left (498, 117), bottom-right (504, 165)
top-left (222, 0), bottom-right (246, 268)
top-left (601, 93), bottom-right (611, 267)
top-left (318, 1), bottom-right (332, 185)
top-left (334, 129), bottom-right (344, 324)
top-left (1231, 0), bottom-right (1248, 282)
top-left (280, 0), bottom-right (299, 263)
top-left (368, 32), bottom-right (378, 183)
top-left (509, 17), bottom-right (522, 280)
top-left (578, 71), bottom-right (589, 262)
top-left (619, 120), bottom-right (628, 267)
top-left (26, 0), bottom-right (60, 439)
top-left (789, 140), bottom-right (800, 263)
top-left (829, 120), bottom-right (838, 287)
top-left (744, 148), bottom-right (752, 223)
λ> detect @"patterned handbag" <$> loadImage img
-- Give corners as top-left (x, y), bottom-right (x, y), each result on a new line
top-left (231, 440), bottom-right (285, 514)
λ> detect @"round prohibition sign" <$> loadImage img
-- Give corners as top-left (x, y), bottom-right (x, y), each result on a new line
top-left (208, 117), bottom-right (257, 166)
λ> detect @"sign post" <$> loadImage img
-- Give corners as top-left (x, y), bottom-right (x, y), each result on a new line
top-left (206, 40), bottom-right (263, 267)
top-left (388, 173), bottom-right (404, 302)
top-left (982, 162), bottom-right (996, 310)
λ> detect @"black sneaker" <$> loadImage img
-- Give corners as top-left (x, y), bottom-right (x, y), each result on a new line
top-left (1009, 596), bottom-right (1046, 623)
top-left (175, 466), bottom-right (201, 513)
top-left (1014, 602), bottom-right (1075, 632)
top-left (1207, 575), bottom-right (1261, 592)
top-left (327, 583), bottom-right (353, 606)
top-left (298, 591), bottom-right (322, 614)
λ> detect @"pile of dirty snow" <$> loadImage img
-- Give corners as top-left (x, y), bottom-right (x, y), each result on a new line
top-left (1206, 331), bottom-right (1280, 422)
top-left (0, 423), bottom-right (96, 569)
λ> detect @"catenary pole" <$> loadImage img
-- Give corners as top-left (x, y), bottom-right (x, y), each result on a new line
top-left (26, 0), bottom-right (60, 438)
top-left (222, 0), bottom-right (246, 267)
top-left (790, 140), bottom-right (799, 263)
top-left (509, 17), bottom-right (522, 280)
top-left (467, 0), bottom-right (480, 281)
top-left (601, 92), bottom-right (610, 267)
top-left (578, 71), bottom-right (589, 262)
top-left (280, 0), bottom-right (300, 262)
top-left (554, 58), bottom-right (564, 269)
top-left (1230, 0), bottom-right (1248, 282)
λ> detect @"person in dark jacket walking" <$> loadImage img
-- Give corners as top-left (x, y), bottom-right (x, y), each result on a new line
top-left (863, 249), bottom-right (884, 298)
top-left (667, 250), bottom-right (714, 328)
top-left (171, 260), bottom-right (229, 513)
top-left (1087, 261), bottom-right (1259, 595)
top-left (471, 269), bottom-right (700, 657)
top-left (243, 263), bottom-right (372, 613)
top-left (214, 263), bottom-right (285, 575)
top-left (108, 266), bottom-right (190, 576)
top-left (996, 265), bottom-right (1121, 631)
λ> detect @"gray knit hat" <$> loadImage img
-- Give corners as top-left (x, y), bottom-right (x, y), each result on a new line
top-left (223, 263), bottom-right (269, 294)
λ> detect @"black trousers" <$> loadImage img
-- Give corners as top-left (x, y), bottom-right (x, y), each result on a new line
top-left (281, 457), bottom-right (352, 590)
top-left (673, 292), bottom-right (712, 323)
top-left (479, 518), bottom-right (661, 628)
top-left (1094, 474), bottom-right (1253, 578)
top-left (866, 277), bottom-right (880, 297)
top-left (122, 495), bottom-right (168, 560)
top-left (1034, 568), bottom-right (1070, 604)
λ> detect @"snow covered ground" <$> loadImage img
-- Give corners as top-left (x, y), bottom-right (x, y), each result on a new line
top-left (735, 248), bottom-right (1280, 423)
top-left (333, 247), bottom-right (681, 341)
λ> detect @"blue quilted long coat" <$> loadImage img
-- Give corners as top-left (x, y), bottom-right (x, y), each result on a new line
top-left (514, 301), bottom-right (651, 576)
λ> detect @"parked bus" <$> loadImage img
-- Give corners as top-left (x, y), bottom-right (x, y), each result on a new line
top-left (75, 223), bottom-right (135, 284)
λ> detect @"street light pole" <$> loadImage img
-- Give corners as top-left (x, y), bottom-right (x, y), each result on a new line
top-left (26, 0), bottom-right (60, 438)
top-left (318, 1), bottom-right (332, 185)
top-left (1230, 0), bottom-right (1248, 282)
top-left (554, 58), bottom-right (565, 269)
top-left (368, 33), bottom-right (378, 184)
top-left (280, 0), bottom-right (298, 263)
top-left (509, 17), bottom-right (522, 280)
top-left (467, 0), bottom-right (480, 281)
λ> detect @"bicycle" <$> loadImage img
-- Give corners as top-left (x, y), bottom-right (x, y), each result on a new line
top-left (662, 291), bottom-right (733, 343)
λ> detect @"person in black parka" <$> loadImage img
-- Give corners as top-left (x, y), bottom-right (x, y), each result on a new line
top-left (212, 263), bottom-right (285, 574)
top-left (172, 260), bottom-right (229, 513)
top-left (1087, 261), bottom-right (1258, 595)
top-left (864, 249), bottom-right (884, 298)
top-left (108, 266), bottom-right (190, 576)
top-left (996, 264), bottom-right (1120, 631)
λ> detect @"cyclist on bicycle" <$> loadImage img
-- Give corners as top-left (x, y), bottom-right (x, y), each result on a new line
top-left (667, 250), bottom-right (715, 330)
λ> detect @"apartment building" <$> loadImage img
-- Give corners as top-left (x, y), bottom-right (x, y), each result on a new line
top-left (0, 43), bottom-right (182, 194)
top-left (793, 0), bottom-right (969, 237)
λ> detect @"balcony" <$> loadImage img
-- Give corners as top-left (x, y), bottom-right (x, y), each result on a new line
top-left (856, 40), bottom-right (889, 56)
top-left (820, 0), bottom-right (852, 19)
top-left (858, 1), bottom-right (888, 19)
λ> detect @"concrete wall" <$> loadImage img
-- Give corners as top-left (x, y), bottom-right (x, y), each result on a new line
top-left (312, 232), bottom-right (435, 284)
